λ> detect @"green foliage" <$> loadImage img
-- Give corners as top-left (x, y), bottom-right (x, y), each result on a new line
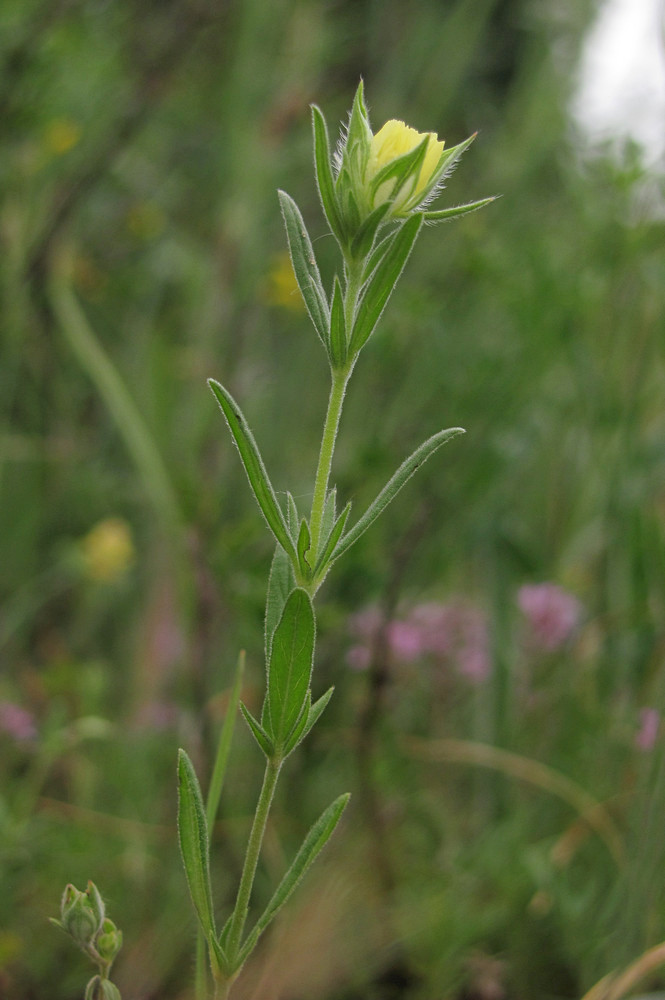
top-left (3, 0), bottom-right (665, 997)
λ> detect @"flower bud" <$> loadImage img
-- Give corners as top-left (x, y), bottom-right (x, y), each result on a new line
top-left (85, 976), bottom-right (122, 1000)
top-left (365, 120), bottom-right (445, 216)
top-left (96, 919), bottom-right (123, 964)
top-left (60, 883), bottom-right (103, 947)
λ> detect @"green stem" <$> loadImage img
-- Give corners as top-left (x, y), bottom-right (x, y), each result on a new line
top-left (308, 368), bottom-right (349, 560)
top-left (308, 256), bottom-right (364, 561)
top-left (226, 756), bottom-right (282, 965)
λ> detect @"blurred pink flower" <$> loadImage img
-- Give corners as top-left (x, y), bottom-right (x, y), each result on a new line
top-left (635, 707), bottom-right (660, 751)
top-left (386, 620), bottom-right (424, 661)
top-left (346, 599), bottom-right (491, 682)
top-left (346, 644), bottom-right (372, 671)
top-left (517, 583), bottom-right (582, 652)
top-left (0, 701), bottom-right (37, 742)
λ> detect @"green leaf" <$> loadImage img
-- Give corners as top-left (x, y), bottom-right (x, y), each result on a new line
top-left (321, 487), bottom-right (337, 541)
top-left (334, 427), bottom-right (465, 561)
top-left (240, 703), bottom-right (275, 758)
top-left (285, 491), bottom-right (299, 535)
top-left (296, 518), bottom-right (313, 579)
top-left (299, 686), bottom-right (334, 744)
top-left (348, 213), bottom-right (423, 356)
top-left (208, 379), bottom-right (296, 565)
top-left (428, 133), bottom-right (477, 192)
top-left (265, 543), bottom-right (295, 662)
top-left (266, 588), bottom-right (316, 750)
top-left (422, 196), bottom-right (497, 223)
top-left (278, 191), bottom-right (330, 349)
top-left (311, 104), bottom-right (345, 244)
top-left (282, 690), bottom-right (311, 757)
top-left (238, 793), bottom-right (350, 965)
top-left (350, 202), bottom-right (390, 261)
top-left (328, 275), bottom-right (347, 368)
top-left (361, 229), bottom-right (398, 284)
top-left (313, 501), bottom-right (352, 578)
top-left (177, 750), bottom-right (226, 972)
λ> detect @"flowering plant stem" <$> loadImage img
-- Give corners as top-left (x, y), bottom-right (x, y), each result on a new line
top-left (309, 366), bottom-right (351, 562)
top-left (225, 757), bottom-right (282, 966)
top-left (174, 81), bottom-right (491, 999)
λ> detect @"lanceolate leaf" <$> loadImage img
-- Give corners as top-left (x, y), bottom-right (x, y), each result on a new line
top-left (334, 427), bottom-right (465, 562)
top-left (311, 105), bottom-right (345, 244)
top-left (278, 191), bottom-right (330, 348)
top-left (329, 276), bottom-right (347, 369)
top-left (350, 202), bottom-right (390, 261)
top-left (240, 703), bottom-right (275, 758)
top-left (267, 588), bottom-right (316, 750)
top-left (265, 542), bottom-right (295, 662)
top-left (177, 750), bottom-right (226, 971)
top-left (314, 501), bottom-right (351, 578)
top-left (423, 196), bottom-right (497, 223)
top-left (238, 793), bottom-right (350, 966)
top-left (296, 518), bottom-right (313, 579)
top-left (348, 213), bottom-right (423, 356)
top-left (208, 380), bottom-right (296, 565)
top-left (282, 690), bottom-right (311, 757)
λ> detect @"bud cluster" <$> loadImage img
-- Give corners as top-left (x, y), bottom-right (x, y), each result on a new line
top-left (52, 881), bottom-right (123, 999)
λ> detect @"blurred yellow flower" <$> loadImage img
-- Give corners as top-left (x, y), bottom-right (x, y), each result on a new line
top-left (44, 118), bottom-right (81, 156)
top-left (366, 120), bottom-right (444, 213)
top-left (81, 518), bottom-right (134, 583)
top-left (264, 252), bottom-right (304, 311)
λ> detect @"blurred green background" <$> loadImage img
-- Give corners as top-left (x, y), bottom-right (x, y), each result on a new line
top-left (2, 0), bottom-right (665, 997)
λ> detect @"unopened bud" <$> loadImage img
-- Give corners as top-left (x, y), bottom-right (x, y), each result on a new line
top-left (60, 883), bottom-right (101, 946)
top-left (96, 918), bottom-right (123, 964)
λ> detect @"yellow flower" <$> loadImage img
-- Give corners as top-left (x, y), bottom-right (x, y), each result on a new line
top-left (81, 518), bottom-right (134, 582)
top-left (264, 252), bottom-right (304, 311)
top-left (44, 118), bottom-right (81, 156)
top-left (366, 120), bottom-right (445, 214)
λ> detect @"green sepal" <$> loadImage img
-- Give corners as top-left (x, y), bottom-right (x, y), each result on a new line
top-left (278, 190), bottom-right (330, 349)
top-left (266, 588), bottom-right (316, 751)
top-left (240, 702), bottom-right (275, 758)
top-left (237, 792), bottom-right (350, 966)
top-left (350, 202), bottom-right (390, 260)
top-left (342, 80), bottom-right (372, 178)
top-left (296, 517), bottom-right (313, 580)
top-left (328, 275), bottom-right (347, 369)
top-left (334, 427), bottom-right (465, 561)
top-left (367, 134), bottom-right (429, 210)
top-left (265, 542), bottom-right (295, 662)
top-left (340, 186), bottom-right (362, 239)
top-left (208, 380), bottom-right (297, 566)
top-left (348, 213), bottom-right (423, 356)
top-left (313, 501), bottom-right (352, 579)
top-left (311, 104), bottom-right (345, 244)
top-left (177, 750), bottom-right (228, 975)
top-left (422, 196), bottom-right (497, 223)
top-left (425, 133), bottom-right (477, 196)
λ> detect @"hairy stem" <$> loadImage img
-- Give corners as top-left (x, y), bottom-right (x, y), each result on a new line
top-left (226, 757), bottom-right (282, 964)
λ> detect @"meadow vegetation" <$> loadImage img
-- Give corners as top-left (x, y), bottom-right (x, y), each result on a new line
top-left (2, 1), bottom-right (665, 997)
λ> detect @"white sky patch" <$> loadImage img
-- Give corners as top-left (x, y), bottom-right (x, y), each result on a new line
top-left (572, 0), bottom-right (665, 165)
